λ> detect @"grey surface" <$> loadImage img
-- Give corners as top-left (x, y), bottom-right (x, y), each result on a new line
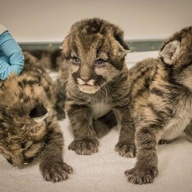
top-left (20, 40), bottom-right (164, 52)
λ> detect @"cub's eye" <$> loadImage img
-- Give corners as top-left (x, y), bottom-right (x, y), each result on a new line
top-left (71, 57), bottom-right (81, 64)
top-left (95, 59), bottom-right (106, 67)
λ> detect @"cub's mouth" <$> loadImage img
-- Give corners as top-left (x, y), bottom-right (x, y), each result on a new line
top-left (0, 142), bottom-right (44, 168)
top-left (78, 84), bottom-right (100, 94)
top-left (77, 78), bottom-right (100, 94)
top-left (6, 156), bottom-right (35, 167)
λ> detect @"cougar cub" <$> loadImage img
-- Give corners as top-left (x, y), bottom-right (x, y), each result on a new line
top-left (55, 18), bottom-right (136, 156)
top-left (0, 52), bottom-right (72, 182)
top-left (125, 26), bottom-right (192, 184)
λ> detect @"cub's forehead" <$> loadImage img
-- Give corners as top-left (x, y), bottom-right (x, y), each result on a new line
top-left (165, 26), bottom-right (192, 43)
top-left (0, 78), bottom-right (44, 103)
top-left (68, 18), bottom-right (117, 47)
top-left (65, 21), bottom-right (116, 55)
top-left (62, 18), bottom-right (127, 59)
top-left (0, 86), bottom-right (47, 119)
top-left (70, 18), bottom-right (110, 36)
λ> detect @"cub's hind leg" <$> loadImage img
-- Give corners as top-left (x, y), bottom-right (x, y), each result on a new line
top-left (93, 111), bottom-right (117, 138)
top-left (54, 79), bottom-right (67, 120)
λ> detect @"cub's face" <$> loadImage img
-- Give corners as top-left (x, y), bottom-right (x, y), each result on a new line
top-left (62, 18), bottom-right (129, 94)
top-left (159, 26), bottom-right (192, 90)
top-left (0, 75), bottom-right (51, 167)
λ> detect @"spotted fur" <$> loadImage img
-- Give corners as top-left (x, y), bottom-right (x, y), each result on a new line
top-left (25, 49), bottom-right (63, 71)
top-left (55, 18), bottom-right (136, 156)
top-left (0, 52), bottom-right (72, 182)
top-left (124, 26), bottom-right (192, 184)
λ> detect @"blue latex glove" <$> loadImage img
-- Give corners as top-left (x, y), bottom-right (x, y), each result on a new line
top-left (0, 31), bottom-right (24, 80)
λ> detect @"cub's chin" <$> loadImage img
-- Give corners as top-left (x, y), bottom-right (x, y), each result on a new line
top-left (78, 84), bottom-right (100, 94)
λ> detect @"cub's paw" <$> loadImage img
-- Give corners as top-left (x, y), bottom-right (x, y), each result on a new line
top-left (115, 141), bottom-right (136, 158)
top-left (40, 159), bottom-right (73, 182)
top-left (68, 139), bottom-right (99, 155)
top-left (125, 166), bottom-right (158, 185)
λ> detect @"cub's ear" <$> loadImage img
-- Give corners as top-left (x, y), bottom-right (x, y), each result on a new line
top-left (113, 26), bottom-right (130, 57)
top-left (60, 35), bottom-right (70, 58)
top-left (23, 52), bottom-right (38, 65)
top-left (60, 35), bottom-right (68, 49)
top-left (159, 40), bottom-right (180, 65)
top-left (113, 26), bottom-right (129, 50)
top-left (29, 104), bottom-right (48, 123)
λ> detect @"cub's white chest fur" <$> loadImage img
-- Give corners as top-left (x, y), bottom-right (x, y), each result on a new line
top-left (91, 102), bottom-right (111, 119)
top-left (161, 101), bottom-right (192, 141)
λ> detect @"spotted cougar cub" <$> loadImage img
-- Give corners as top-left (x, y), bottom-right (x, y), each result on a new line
top-left (56, 18), bottom-right (136, 156)
top-left (0, 52), bottom-right (72, 182)
top-left (125, 26), bottom-right (192, 184)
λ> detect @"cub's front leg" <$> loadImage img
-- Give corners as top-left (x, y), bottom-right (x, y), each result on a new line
top-left (125, 120), bottom-right (161, 184)
top-left (67, 104), bottom-right (99, 155)
top-left (114, 106), bottom-right (136, 158)
top-left (40, 116), bottom-right (73, 182)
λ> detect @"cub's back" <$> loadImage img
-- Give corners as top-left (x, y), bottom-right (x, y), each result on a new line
top-left (129, 58), bottom-right (158, 124)
top-left (21, 52), bottom-right (55, 102)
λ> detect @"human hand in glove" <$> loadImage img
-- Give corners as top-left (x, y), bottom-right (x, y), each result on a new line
top-left (0, 31), bottom-right (24, 80)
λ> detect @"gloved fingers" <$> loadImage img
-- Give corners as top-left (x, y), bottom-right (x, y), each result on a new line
top-left (0, 55), bottom-right (23, 79)
top-left (0, 56), bottom-right (11, 80)
top-left (9, 51), bottom-right (24, 68)
top-left (0, 31), bottom-right (18, 53)
top-left (1, 37), bottom-right (22, 57)
top-left (0, 54), bottom-right (9, 63)
top-left (9, 64), bottom-right (23, 76)
top-left (0, 31), bottom-right (24, 67)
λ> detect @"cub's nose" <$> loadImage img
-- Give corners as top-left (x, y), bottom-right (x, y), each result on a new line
top-left (80, 77), bottom-right (92, 84)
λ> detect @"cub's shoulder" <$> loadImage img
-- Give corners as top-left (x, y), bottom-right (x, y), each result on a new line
top-left (130, 58), bottom-right (158, 76)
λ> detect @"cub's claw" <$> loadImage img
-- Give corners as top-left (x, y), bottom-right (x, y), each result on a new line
top-left (68, 139), bottom-right (99, 155)
top-left (40, 159), bottom-right (73, 182)
top-left (125, 166), bottom-right (158, 185)
top-left (115, 141), bottom-right (136, 158)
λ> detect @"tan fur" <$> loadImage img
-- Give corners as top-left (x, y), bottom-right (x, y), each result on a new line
top-left (55, 18), bottom-right (136, 156)
top-left (24, 49), bottom-right (63, 71)
top-left (124, 26), bottom-right (192, 184)
top-left (0, 52), bottom-right (72, 182)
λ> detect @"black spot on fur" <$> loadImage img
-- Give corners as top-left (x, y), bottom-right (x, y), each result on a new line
top-left (18, 79), bottom-right (40, 88)
top-left (87, 20), bottom-right (101, 34)
top-left (150, 88), bottom-right (164, 97)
